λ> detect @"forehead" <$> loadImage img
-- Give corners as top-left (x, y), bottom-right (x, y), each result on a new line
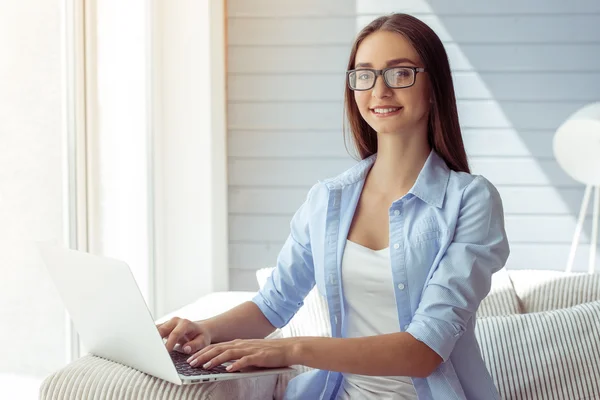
top-left (354, 30), bottom-right (421, 67)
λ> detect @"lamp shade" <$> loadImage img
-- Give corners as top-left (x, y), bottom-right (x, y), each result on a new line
top-left (553, 102), bottom-right (600, 186)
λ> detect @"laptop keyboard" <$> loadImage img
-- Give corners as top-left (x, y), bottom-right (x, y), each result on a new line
top-left (170, 351), bottom-right (237, 376)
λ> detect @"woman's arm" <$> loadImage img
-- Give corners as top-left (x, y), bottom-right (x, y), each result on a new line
top-left (293, 333), bottom-right (442, 378)
top-left (201, 301), bottom-right (277, 343)
top-left (188, 332), bottom-right (440, 377)
top-left (405, 176), bottom-right (510, 363)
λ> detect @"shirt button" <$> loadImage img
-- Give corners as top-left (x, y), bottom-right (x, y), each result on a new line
top-left (393, 243), bottom-right (400, 249)
top-left (397, 283), bottom-right (405, 290)
top-left (394, 210), bottom-right (400, 216)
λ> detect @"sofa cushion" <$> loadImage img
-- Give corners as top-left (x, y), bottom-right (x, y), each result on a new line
top-left (477, 267), bottom-right (522, 317)
top-left (39, 354), bottom-right (278, 400)
top-left (508, 270), bottom-right (600, 313)
top-left (475, 300), bottom-right (600, 399)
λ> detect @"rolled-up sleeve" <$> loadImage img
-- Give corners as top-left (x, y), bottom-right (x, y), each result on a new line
top-left (406, 176), bottom-right (510, 362)
top-left (251, 184), bottom-right (319, 329)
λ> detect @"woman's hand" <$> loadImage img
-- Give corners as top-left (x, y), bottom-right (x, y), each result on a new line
top-left (186, 338), bottom-right (300, 372)
top-left (157, 317), bottom-right (212, 355)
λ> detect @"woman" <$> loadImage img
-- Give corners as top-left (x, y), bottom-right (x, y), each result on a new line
top-left (158, 13), bottom-right (510, 399)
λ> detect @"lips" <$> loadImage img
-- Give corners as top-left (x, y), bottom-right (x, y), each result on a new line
top-left (369, 106), bottom-right (403, 117)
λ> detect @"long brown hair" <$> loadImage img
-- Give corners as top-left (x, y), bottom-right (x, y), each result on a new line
top-left (343, 13), bottom-right (470, 173)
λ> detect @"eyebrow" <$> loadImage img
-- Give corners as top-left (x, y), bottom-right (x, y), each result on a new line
top-left (354, 58), bottom-right (417, 68)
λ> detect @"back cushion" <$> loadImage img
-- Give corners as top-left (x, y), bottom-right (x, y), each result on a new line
top-left (508, 270), bottom-right (600, 313)
top-left (475, 300), bottom-right (600, 400)
top-left (477, 267), bottom-right (522, 317)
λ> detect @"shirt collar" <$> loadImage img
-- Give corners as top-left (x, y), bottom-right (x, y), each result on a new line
top-left (408, 150), bottom-right (450, 209)
top-left (322, 150), bottom-right (450, 208)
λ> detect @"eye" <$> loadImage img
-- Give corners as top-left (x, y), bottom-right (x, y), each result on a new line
top-left (358, 73), bottom-right (371, 80)
top-left (395, 69), bottom-right (411, 78)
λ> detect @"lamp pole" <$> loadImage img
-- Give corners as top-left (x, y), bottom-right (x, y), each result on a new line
top-left (591, 186), bottom-right (600, 273)
top-left (566, 185), bottom-right (599, 274)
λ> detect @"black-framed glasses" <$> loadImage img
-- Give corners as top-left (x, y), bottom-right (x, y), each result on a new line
top-left (347, 67), bottom-right (426, 91)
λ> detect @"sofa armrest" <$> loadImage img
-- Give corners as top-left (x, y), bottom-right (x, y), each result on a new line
top-left (40, 355), bottom-right (278, 400)
top-left (41, 291), bottom-right (281, 399)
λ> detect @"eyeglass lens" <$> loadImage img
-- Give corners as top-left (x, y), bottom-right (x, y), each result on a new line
top-left (349, 68), bottom-right (415, 90)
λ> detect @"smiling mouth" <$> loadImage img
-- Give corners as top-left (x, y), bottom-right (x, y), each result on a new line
top-left (370, 107), bottom-right (403, 117)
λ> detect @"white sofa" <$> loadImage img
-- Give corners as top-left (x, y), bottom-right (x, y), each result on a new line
top-left (40, 268), bottom-right (600, 399)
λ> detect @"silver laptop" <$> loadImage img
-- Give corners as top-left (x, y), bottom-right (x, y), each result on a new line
top-left (37, 243), bottom-right (294, 385)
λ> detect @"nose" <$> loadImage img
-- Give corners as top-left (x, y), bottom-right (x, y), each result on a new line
top-left (371, 74), bottom-right (392, 99)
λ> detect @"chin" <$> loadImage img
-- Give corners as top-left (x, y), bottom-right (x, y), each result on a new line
top-left (370, 121), bottom-right (408, 135)
top-left (370, 116), bottom-right (429, 136)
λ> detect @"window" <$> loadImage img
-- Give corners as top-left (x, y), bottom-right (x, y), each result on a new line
top-left (0, 1), bottom-right (67, 397)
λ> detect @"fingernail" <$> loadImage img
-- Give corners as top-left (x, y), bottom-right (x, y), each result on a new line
top-left (187, 356), bottom-right (193, 363)
top-left (184, 346), bottom-right (191, 354)
top-left (226, 365), bottom-right (232, 371)
top-left (190, 359), bottom-right (198, 366)
top-left (203, 361), bottom-right (211, 369)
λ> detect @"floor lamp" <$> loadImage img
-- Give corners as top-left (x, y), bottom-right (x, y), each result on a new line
top-left (553, 102), bottom-right (600, 274)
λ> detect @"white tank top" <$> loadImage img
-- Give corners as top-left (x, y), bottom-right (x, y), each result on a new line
top-left (338, 240), bottom-right (418, 400)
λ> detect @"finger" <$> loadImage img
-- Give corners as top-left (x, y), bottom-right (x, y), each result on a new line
top-left (173, 334), bottom-right (192, 352)
top-left (187, 339), bottom-right (243, 365)
top-left (176, 333), bottom-right (191, 349)
top-left (181, 334), bottom-right (208, 355)
top-left (189, 342), bottom-right (217, 361)
top-left (165, 324), bottom-right (189, 353)
top-left (203, 349), bottom-right (246, 369)
top-left (226, 355), bottom-right (258, 372)
top-left (156, 318), bottom-right (178, 339)
top-left (188, 345), bottom-right (227, 366)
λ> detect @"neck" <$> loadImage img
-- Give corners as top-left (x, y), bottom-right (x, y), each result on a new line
top-left (367, 128), bottom-right (431, 196)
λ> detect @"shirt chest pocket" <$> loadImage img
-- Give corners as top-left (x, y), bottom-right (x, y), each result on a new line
top-left (408, 216), bottom-right (445, 247)
top-left (405, 218), bottom-right (445, 285)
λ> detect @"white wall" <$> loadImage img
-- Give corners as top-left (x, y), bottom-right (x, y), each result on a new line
top-left (227, 0), bottom-right (600, 290)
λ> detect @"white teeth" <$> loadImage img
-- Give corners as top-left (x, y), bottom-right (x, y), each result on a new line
top-left (372, 107), bottom-right (399, 114)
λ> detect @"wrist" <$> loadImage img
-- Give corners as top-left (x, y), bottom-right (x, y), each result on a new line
top-left (198, 318), bottom-right (218, 342)
top-left (288, 337), bottom-right (309, 366)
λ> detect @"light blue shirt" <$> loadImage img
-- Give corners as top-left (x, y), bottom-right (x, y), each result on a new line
top-left (252, 150), bottom-right (510, 400)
